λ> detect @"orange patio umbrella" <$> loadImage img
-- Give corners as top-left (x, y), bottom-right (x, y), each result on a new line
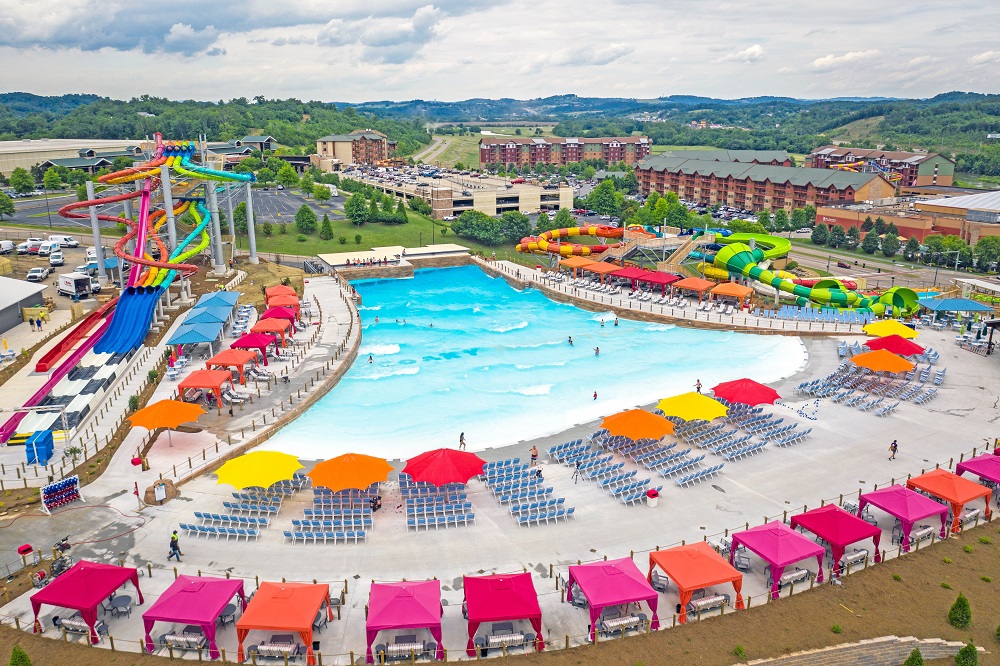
top-left (600, 409), bottom-right (674, 441)
top-left (850, 349), bottom-right (915, 374)
top-left (128, 399), bottom-right (206, 447)
top-left (307, 453), bottom-right (394, 493)
top-left (265, 285), bottom-right (296, 298)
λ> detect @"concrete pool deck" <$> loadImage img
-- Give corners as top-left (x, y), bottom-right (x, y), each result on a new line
top-left (1, 270), bottom-right (998, 662)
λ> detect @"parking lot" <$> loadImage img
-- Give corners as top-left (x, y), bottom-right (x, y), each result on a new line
top-left (226, 187), bottom-right (345, 224)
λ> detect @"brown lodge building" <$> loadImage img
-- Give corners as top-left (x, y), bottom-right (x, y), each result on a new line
top-left (805, 146), bottom-right (955, 187)
top-left (635, 153), bottom-right (896, 212)
top-left (311, 130), bottom-right (398, 170)
top-left (479, 136), bottom-right (650, 167)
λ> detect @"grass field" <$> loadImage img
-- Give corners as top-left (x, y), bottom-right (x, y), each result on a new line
top-left (825, 116), bottom-right (885, 144)
top-left (427, 126), bottom-right (559, 168)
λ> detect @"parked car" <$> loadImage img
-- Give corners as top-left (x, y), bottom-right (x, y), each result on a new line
top-left (26, 267), bottom-right (50, 282)
top-left (48, 235), bottom-right (79, 248)
top-left (836, 261), bottom-right (851, 269)
top-left (0, 240), bottom-right (13, 254)
top-left (37, 241), bottom-right (57, 257)
top-left (17, 238), bottom-right (43, 254)
top-left (49, 251), bottom-right (65, 267)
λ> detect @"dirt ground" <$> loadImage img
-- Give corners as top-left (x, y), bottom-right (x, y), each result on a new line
top-left (2, 522), bottom-right (997, 665)
top-left (229, 258), bottom-right (305, 312)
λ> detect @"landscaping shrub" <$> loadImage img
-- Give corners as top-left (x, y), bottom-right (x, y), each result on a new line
top-left (9, 644), bottom-right (31, 666)
top-left (893, 574), bottom-right (902, 581)
top-left (732, 645), bottom-right (747, 659)
top-left (944, 557), bottom-right (952, 564)
top-left (941, 582), bottom-right (953, 589)
top-left (978, 537), bottom-right (991, 545)
top-left (355, 234), bottom-right (362, 245)
top-left (902, 647), bottom-right (924, 666)
top-left (338, 236), bottom-right (347, 245)
top-left (964, 545), bottom-right (973, 553)
top-left (297, 234), bottom-right (307, 242)
top-left (128, 395), bottom-right (139, 412)
top-left (954, 642), bottom-right (978, 666)
top-left (831, 624), bottom-right (843, 634)
top-left (948, 592), bottom-right (971, 629)
top-left (147, 370), bottom-right (158, 382)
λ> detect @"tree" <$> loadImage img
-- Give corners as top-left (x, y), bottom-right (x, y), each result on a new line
top-left (803, 205), bottom-right (816, 226)
top-left (886, 221), bottom-right (899, 236)
top-left (828, 225), bottom-right (846, 248)
top-left (299, 173), bottom-right (314, 195)
top-left (67, 170), bottom-right (88, 187)
top-left (861, 216), bottom-right (874, 232)
top-left (313, 185), bottom-right (330, 202)
top-left (0, 192), bottom-right (14, 220)
top-left (757, 210), bottom-right (772, 231)
top-left (112, 156), bottom-right (134, 172)
top-left (811, 223), bottom-right (828, 245)
top-left (902, 647), bottom-right (924, 666)
top-left (9, 644), bottom-right (31, 666)
top-left (261, 221), bottom-right (273, 237)
top-left (380, 194), bottom-right (395, 214)
top-left (368, 197), bottom-right (381, 222)
top-left (498, 211), bottom-right (531, 243)
top-left (948, 593), bottom-right (971, 629)
top-left (974, 235), bottom-right (1000, 268)
top-left (881, 232), bottom-right (900, 258)
top-left (846, 226), bottom-right (861, 249)
top-left (42, 168), bottom-right (62, 191)
top-left (256, 168), bottom-right (274, 185)
top-left (874, 217), bottom-right (888, 235)
top-left (395, 200), bottom-right (408, 224)
top-left (791, 208), bottom-right (807, 230)
top-left (728, 219), bottom-right (767, 234)
top-left (233, 202), bottom-right (248, 233)
top-left (295, 204), bottom-right (317, 234)
top-left (904, 236), bottom-right (921, 260)
top-left (276, 164), bottom-right (299, 189)
top-left (408, 197), bottom-right (432, 216)
top-left (451, 210), bottom-right (504, 245)
top-left (861, 230), bottom-right (880, 254)
top-left (345, 194), bottom-right (369, 225)
top-left (666, 202), bottom-right (690, 231)
top-left (585, 180), bottom-right (623, 216)
top-left (319, 213), bottom-right (334, 240)
top-left (582, 166), bottom-right (596, 180)
top-left (954, 642), bottom-right (978, 666)
top-left (773, 209), bottom-right (789, 234)
top-left (9, 167), bottom-right (34, 194)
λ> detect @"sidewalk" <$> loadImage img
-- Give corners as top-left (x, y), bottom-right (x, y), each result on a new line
top-left (0, 307), bottom-right (83, 410)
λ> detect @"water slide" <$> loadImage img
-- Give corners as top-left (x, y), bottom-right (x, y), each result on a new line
top-left (516, 225), bottom-right (624, 257)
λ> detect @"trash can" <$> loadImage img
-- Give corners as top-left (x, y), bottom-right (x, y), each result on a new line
top-left (646, 489), bottom-right (659, 508)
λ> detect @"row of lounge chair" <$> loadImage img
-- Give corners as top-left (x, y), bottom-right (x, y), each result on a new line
top-left (179, 523), bottom-right (260, 540)
top-left (222, 501), bottom-right (279, 516)
top-left (406, 514), bottom-right (476, 530)
top-left (291, 518), bottom-right (372, 530)
top-left (232, 492), bottom-right (282, 505)
top-left (515, 507), bottom-right (575, 526)
top-left (557, 438), bottom-right (656, 507)
top-left (674, 464), bottom-right (724, 487)
top-left (484, 456), bottom-right (572, 525)
top-left (194, 512), bottom-right (270, 528)
top-left (282, 530), bottom-right (367, 544)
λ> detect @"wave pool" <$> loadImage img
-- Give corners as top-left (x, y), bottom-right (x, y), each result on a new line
top-left (265, 266), bottom-right (806, 459)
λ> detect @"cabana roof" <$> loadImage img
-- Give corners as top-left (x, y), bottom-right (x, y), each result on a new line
top-left (789, 505), bottom-right (883, 573)
top-left (142, 575), bottom-right (245, 659)
top-left (184, 307), bottom-right (232, 324)
top-left (857, 484), bottom-right (949, 550)
top-left (568, 557), bottom-right (657, 610)
top-left (168, 322), bottom-right (225, 346)
top-left (907, 469), bottom-right (993, 533)
top-left (265, 285), bottom-right (297, 298)
top-left (232, 333), bottom-right (278, 349)
top-left (638, 271), bottom-right (681, 286)
top-left (251, 319), bottom-right (291, 333)
top-left (195, 291), bottom-right (240, 309)
top-left (31, 561), bottom-right (143, 643)
top-left (672, 277), bottom-right (715, 293)
top-left (920, 297), bottom-right (993, 312)
top-left (178, 369), bottom-right (232, 392)
top-left (710, 282), bottom-right (754, 299)
top-left (463, 573), bottom-right (543, 655)
top-left (956, 453), bottom-right (1000, 485)
top-left (237, 582), bottom-right (331, 665)
top-left (559, 256), bottom-right (594, 268)
top-left (610, 267), bottom-right (651, 280)
top-left (581, 261), bottom-right (621, 275)
top-left (367, 580), bottom-right (442, 632)
top-left (731, 522), bottom-right (825, 569)
top-left (206, 349), bottom-right (257, 367)
top-left (647, 542), bottom-right (743, 623)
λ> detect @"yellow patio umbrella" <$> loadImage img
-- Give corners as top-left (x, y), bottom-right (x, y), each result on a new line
top-left (128, 399), bottom-right (206, 448)
top-left (850, 349), bottom-right (915, 374)
top-left (656, 392), bottom-right (729, 422)
top-left (862, 320), bottom-right (918, 339)
top-left (216, 451), bottom-right (303, 490)
top-left (600, 409), bottom-right (675, 441)
top-left (307, 453), bottom-right (394, 492)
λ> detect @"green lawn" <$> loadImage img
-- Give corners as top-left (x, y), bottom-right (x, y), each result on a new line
top-left (429, 134), bottom-right (482, 168)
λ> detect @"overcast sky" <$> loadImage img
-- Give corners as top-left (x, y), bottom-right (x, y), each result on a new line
top-left (1, 0), bottom-right (998, 103)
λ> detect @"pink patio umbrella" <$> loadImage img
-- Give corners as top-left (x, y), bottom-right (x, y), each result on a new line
top-left (857, 484), bottom-right (948, 552)
top-left (730, 522), bottom-right (825, 599)
top-left (790, 505), bottom-right (882, 577)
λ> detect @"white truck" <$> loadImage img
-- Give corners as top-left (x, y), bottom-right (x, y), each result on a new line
top-left (57, 272), bottom-right (100, 298)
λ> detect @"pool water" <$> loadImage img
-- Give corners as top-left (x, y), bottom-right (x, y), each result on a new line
top-left (265, 266), bottom-right (806, 459)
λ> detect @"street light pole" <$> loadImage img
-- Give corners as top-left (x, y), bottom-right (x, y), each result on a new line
top-left (43, 188), bottom-right (52, 228)
top-left (826, 255), bottom-right (832, 274)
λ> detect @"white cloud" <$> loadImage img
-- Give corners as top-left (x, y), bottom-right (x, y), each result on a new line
top-left (715, 44), bottom-right (766, 63)
top-left (969, 51), bottom-right (1000, 65)
top-left (316, 5), bottom-right (444, 63)
top-left (519, 43), bottom-right (633, 74)
top-left (810, 49), bottom-right (881, 71)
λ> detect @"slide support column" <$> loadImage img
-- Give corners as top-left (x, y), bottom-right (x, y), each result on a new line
top-left (224, 183), bottom-right (235, 236)
top-left (244, 182), bottom-right (258, 264)
top-left (85, 181), bottom-right (108, 281)
top-left (207, 183), bottom-right (226, 275)
top-left (160, 165), bottom-right (178, 253)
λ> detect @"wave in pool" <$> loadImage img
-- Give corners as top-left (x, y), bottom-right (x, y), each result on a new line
top-left (264, 266), bottom-right (806, 459)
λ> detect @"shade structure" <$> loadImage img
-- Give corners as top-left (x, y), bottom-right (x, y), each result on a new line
top-left (308, 453), bottom-right (393, 493)
top-left (129, 399), bottom-right (206, 431)
top-left (251, 318), bottom-right (292, 347)
top-left (857, 485), bottom-right (948, 552)
top-left (403, 448), bottom-right (485, 486)
top-left (709, 282), bottom-right (754, 301)
top-left (216, 451), bottom-right (303, 491)
top-left (567, 558), bottom-right (659, 640)
top-left (236, 582), bottom-right (332, 665)
top-left (143, 575), bottom-right (245, 658)
top-left (638, 270), bottom-right (681, 295)
top-left (262, 306), bottom-right (298, 328)
top-left (657, 392), bottom-right (729, 422)
top-left (205, 348), bottom-right (258, 385)
top-left (863, 334), bottom-right (925, 357)
top-left (906, 469), bottom-right (992, 534)
top-left (194, 291), bottom-right (240, 310)
top-left (850, 349), bottom-right (915, 374)
top-left (863, 319), bottom-right (918, 339)
top-left (178, 369), bottom-right (233, 413)
top-left (711, 378), bottom-right (781, 406)
top-left (920, 297), bottom-right (993, 313)
top-left (673, 276), bottom-right (716, 295)
top-left (231, 332), bottom-right (278, 366)
top-left (267, 294), bottom-right (300, 314)
top-left (265, 285), bottom-right (296, 299)
top-left (600, 409), bottom-right (675, 441)
top-left (559, 256), bottom-right (595, 268)
top-left (366, 581), bottom-right (444, 663)
top-left (647, 542), bottom-right (744, 624)
top-left (790, 505), bottom-right (882, 576)
top-left (168, 322), bottom-right (225, 347)
top-left (581, 261), bottom-right (621, 283)
top-left (610, 266), bottom-right (651, 281)
top-left (464, 573), bottom-right (543, 655)
top-left (31, 561), bottom-right (144, 644)
top-left (184, 307), bottom-right (232, 325)
top-left (956, 453), bottom-right (1000, 486)
top-left (730, 522), bottom-right (825, 599)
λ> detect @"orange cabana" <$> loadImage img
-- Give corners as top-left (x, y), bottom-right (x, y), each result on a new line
top-left (647, 541), bottom-right (744, 624)
top-left (177, 369), bottom-right (233, 414)
top-left (710, 282), bottom-right (754, 306)
top-left (236, 582), bottom-right (333, 666)
top-left (673, 277), bottom-right (716, 297)
top-left (205, 349), bottom-right (258, 385)
top-left (559, 256), bottom-right (594, 278)
top-left (267, 294), bottom-right (300, 314)
top-left (251, 318), bottom-right (292, 347)
top-left (581, 261), bottom-right (621, 283)
top-left (265, 285), bottom-right (296, 299)
top-left (906, 469), bottom-right (993, 534)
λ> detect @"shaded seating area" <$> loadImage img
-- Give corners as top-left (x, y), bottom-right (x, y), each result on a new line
top-left (906, 469), bottom-right (992, 534)
top-left (196, 291), bottom-right (241, 310)
top-left (237, 582), bottom-right (333, 665)
top-left (231, 333), bottom-right (279, 367)
top-left (956, 453), bottom-right (1000, 501)
top-left (566, 557), bottom-right (659, 641)
top-left (168, 322), bottom-right (226, 356)
top-left (637, 270), bottom-right (681, 295)
top-left (31, 561), bottom-right (144, 644)
top-left (265, 285), bottom-right (297, 300)
top-left (267, 294), bottom-right (300, 314)
top-left (366, 580), bottom-right (443, 663)
top-left (559, 255), bottom-right (594, 278)
top-left (184, 307), bottom-right (233, 325)
top-left (143, 574), bottom-right (246, 658)
top-left (262, 306), bottom-right (298, 328)
top-left (709, 282), bottom-right (754, 308)
top-left (672, 276), bottom-right (715, 301)
top-left (857, 484), bottom-right (948, 552)
top-left (647, 542), bottom-right (744, 624)
top-left (581, 261), bottom-right (621, 284)
top-left (178, 369), bottom-right (234, 414)
top-left (205, 349), bottom-right (258, 385)
top-left (730, 522), bottom-right (824, 599)
top-left (252, 318), bottom-right (293, 347)
top-left (790, 505), bottom-right (882, 577)
top-left (464, 573), bottom-right (544, 656)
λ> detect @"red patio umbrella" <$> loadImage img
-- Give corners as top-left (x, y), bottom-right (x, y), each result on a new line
top-left (863, 334), bottom-right (925, 357)
top-left (403, 448), bottom-right (486, 487)
top-left (711, 378), bottom-right (781, 406)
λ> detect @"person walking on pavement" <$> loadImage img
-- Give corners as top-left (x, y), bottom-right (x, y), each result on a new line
top-left (530, 445), bottom-right (538, 467)
top-left (695, 379), bottom-right (702, 394)
top-left (168, 530), bottom-right (183, 562)
top-left (459, 432), bottom-right (466, 451)
top-left (28, 318), bottom-right (35, 333)
top-left (888, 440), bottom-right (898, 461)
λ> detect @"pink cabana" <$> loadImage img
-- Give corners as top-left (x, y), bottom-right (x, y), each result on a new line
top-left (566, 557), bottom-right (659, 641)
top-left (610, 266), bottom-right (652, 289)
top-left (366, 581), bottom-right (444, 664)
top-left (789, 505), bottom-right (882, 577)
top-left (857, 484), bottom-right (948, 552)
top-left (464, 573), bottom-right (543, 656)
top-left (142, 575), bottom-right (246, 658)
top-left (261, 306), bottom-right (297, 328)
top-left (730, 522), bottom-right (825, 599)
top-left (231, 332), bottom-right (278, 366)
top-left (638, 270), bottom-right (681, 295)
top-left (956, 453), bottom-right (1000, 486)
top-left (31, 561), bottom-right (144, 644)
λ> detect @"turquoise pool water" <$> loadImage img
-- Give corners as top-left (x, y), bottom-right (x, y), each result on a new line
top-left (266, 266), bottom-right (805, 459)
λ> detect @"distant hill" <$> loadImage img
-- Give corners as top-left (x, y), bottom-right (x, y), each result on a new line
top-left (0, 92), bottom-right (100, 117)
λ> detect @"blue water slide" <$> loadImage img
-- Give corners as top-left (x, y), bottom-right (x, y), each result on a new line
top-left (93, 287), bottom-right (162, 354)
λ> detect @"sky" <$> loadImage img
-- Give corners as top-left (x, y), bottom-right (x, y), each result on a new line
top-left (1, 0), bottom-right (998, 103)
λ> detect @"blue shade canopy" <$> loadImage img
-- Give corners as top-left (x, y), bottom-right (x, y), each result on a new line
top-left (919, 298), bottom-right (993, 312)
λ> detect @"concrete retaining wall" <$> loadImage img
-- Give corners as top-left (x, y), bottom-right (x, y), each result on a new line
top-left (746, 635), bottom-right (984, 665)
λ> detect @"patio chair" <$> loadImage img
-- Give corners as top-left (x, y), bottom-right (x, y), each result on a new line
top-left (649, 570), bottom-right (668, 593)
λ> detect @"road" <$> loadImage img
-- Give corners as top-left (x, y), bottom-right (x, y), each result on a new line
top-left (412, 136), bottom-right (450, 164)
